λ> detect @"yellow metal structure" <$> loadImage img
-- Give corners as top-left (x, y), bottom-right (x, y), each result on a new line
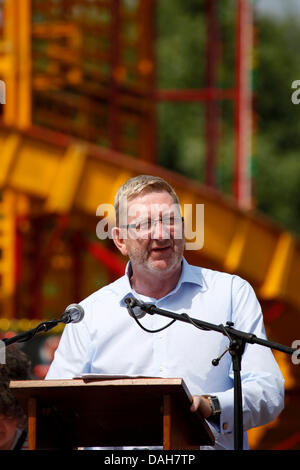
top-left (0, 127), bottom-right (300, 316)
top-left (45, 143), bottom-right (87, 214)
top-left (0, 0), bottom-right (31, 128)
top-left (0, 189), bottom-right (29, 319)
top-left (0, 0), bottom-right (299, 451)
top-left (0, 0), bottom-right (18, 125)
top-left (0, 190), bottom-right (16, 319)
top-left (0, 128), bottom-right (300, 451)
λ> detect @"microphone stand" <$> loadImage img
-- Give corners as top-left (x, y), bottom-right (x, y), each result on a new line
top-left (125, 296), bottom-right (297, 451)
top-left (1, 304), bottom-right (83, 349)
top-left (1, 319), bottom-right (63, 347)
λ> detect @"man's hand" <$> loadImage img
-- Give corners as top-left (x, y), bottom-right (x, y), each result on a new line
top-left (190, 395), bottom-right (212, 419)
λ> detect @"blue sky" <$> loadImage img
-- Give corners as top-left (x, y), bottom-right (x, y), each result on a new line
top-left (256, 0), bottom-right (300, 18)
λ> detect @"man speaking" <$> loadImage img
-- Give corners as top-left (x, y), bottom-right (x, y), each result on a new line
top-left (46, 174), bottom-right (284, 450)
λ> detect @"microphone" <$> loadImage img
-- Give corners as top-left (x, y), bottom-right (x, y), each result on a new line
top-left (124, 296), bottom-right (146, 319)
top-left (60, 304), bottom-right (85, 324)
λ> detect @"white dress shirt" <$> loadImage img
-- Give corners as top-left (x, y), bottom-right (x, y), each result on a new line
top-left (46, 258), bottom-right (285, 450)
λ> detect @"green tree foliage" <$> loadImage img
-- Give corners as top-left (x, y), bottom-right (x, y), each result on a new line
top-left (156, 0), bottom-right (206, 178)
top-left (156, 1), bottom-right (300, 235)
top-left (254, 15), bottom-right (300, 235)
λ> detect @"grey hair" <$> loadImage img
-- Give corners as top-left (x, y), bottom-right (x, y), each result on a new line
top-left (114, 175), bottom-right (180, 226)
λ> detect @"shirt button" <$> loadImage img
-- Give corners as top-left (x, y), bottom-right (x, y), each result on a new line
top-left (223, 423), bottom-right (228, 431)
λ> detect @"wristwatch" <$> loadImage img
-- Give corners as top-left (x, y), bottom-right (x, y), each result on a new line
top-left (207, 395), bottom-right (221, 417)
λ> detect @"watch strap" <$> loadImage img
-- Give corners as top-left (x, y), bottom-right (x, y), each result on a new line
top-left (207, 395), bottom-right (221, 416)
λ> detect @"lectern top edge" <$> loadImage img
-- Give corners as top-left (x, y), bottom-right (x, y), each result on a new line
top-left (9, 376), bottom-right (215, 449)
top-left (10, 376), bottom-right (191, 397)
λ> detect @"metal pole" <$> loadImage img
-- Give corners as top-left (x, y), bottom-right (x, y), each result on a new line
top-left (109, 0), bottom-right (121, 151)
top-left (205, 0), bottom-right (220, 188)
top-left (234, 0), bottom-right (253, 208)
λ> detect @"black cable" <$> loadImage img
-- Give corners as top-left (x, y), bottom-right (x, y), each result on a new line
top-left (126, 302), bottom-right (176, 333)
top-left (179, 312), bottom-right (212, 332)
top-left (125, 297), bottom-right (213, 334)
top-left (2, 320), bottom-right (60, 346)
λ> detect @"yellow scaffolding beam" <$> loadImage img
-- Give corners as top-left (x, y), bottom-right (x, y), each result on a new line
top-left (0, 127), bottom-right (300, 316)
top-left (0, 0), bottom-right (32, 127)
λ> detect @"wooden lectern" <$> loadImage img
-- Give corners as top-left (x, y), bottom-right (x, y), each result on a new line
top-left (10, 377), bottom-right (215, 450)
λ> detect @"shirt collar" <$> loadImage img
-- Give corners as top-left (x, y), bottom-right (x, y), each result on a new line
top-left (119, 256), bottom-right (203, 306)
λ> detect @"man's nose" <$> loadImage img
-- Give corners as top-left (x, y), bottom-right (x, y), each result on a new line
top-left (151, 220), bottom-right (170, 239)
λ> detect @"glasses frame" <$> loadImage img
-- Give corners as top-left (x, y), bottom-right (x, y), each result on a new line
top-left (120, 216), bottom-right (184, 232)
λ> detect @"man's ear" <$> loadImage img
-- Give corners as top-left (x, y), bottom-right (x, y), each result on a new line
top-left (111, 226), bottom-right (128, 256)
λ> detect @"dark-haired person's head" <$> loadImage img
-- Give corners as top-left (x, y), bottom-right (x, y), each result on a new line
top-left (0, 345), bottom-right (31, 450)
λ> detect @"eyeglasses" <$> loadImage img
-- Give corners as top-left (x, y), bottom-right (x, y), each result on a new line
top-left (120, 216), bottom-right (184, 234)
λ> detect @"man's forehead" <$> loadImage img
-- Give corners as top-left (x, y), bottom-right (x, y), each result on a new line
top-left (126, 202), bottom-right (181, 219)
top-left (121, 191), bottom-right (175, 212)
top-left (127, 189), bottom-right (174, 205)
top-left (117, 191), bottom-right (181, 224)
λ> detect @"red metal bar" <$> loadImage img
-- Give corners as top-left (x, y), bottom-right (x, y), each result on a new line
top-left (272, 431), bottom-right (300, 450)
top-left (71, 231), bottom-right (84, 304)
top-left (155, 88), bottom-right (235, 102)
top-left (263, 301), bottom-right (285, 324)
top-left (204, 0), bottom-right (220, 187)
top-left (86, 242), bottom-right (125, 278)
top-left (29, 215), bottom-right (70, 319)
top-left (75, 233), bottom-right (125, 277)
top-left (148, 0), bottom-right (157, 163)
top-left (13, 215), bottom-right (25, 318)
top-left (29, 217), bottom-right (43, 319)
top-left (138, 0), bottom-right (157, 162)
top-left (13, 124), bottom-right (239, 210)
top-left (109, 0), bottom-right (121, 151)
top-left (234, 0), bottom-right (253, 209)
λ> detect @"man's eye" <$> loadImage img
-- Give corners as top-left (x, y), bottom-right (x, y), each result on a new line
top-left (164, 217), bottom-right (174, 225)
top-left (161, 217), bottom-right (176, 226)
top-left (138, 221), bottom-right (150, 231)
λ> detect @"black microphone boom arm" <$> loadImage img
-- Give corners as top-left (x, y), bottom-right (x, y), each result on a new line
top-left (125, 295), bottom-right (297, 451)
top-left (1, 304), bottom-right (85, 348)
